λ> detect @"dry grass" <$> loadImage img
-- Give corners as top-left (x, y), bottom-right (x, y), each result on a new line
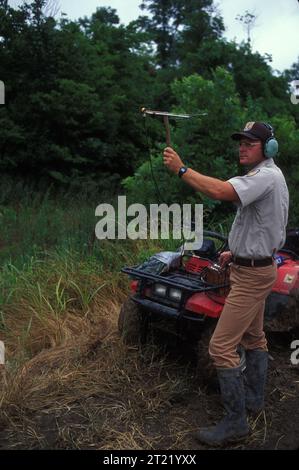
top-left (0, 252), bottom-right (298, 450)
top-left (0, 322), bottom-right (200, 449)
top-left (0, 261), bottom-right (203, 449)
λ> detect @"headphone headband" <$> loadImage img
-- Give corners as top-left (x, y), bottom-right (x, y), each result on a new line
top-left (262, 122), bottom-right (274, 136)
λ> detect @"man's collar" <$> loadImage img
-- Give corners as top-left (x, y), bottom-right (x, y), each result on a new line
top-left (254, 158), bottom-right (274, 169)
top-left (245, 158), bottom-right (274, 173)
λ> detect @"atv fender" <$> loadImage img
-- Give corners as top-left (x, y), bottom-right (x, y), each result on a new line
top-left (265, 291), bottom-right (299, 332)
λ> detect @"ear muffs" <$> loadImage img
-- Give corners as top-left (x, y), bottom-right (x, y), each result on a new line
top-left (262, 122), bottom-right (279, 158)
top-left (264, 138), bottom-right (279, 158)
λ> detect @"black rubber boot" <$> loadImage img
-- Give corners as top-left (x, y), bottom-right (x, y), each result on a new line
top-left (194, 366), bottom-right (249, 446)
top-left (244, 349), bottom-right (268, 414)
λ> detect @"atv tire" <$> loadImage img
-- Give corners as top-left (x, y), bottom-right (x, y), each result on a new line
top-left (196, 321), bottom-right (218, 388)
top-left (118, 299), bottom-right (143, 345)
top-left (265, 291), bottom-right (299, 332)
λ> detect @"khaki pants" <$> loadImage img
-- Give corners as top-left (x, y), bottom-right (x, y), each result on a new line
top-left (209, 262), bottom-right (277, 368)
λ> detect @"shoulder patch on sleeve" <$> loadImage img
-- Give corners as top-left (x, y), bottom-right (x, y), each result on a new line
top-left (246, 169), bottom-right (260, 177)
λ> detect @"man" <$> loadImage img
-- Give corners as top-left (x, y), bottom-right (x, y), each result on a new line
top-left (163, 122), bottom-right (289, 446)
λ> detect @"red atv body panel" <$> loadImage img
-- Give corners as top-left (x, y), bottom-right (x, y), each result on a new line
top-left (124, 229), bottom-right (299, 333)
top-left (271, 256), bottom-right (299, 295)
top-left (129, 252), bottom-right (299, 321)
top-left (184, 252), bottom-right (299, 320)
top-left (185, 292), bottom-right (224, 318)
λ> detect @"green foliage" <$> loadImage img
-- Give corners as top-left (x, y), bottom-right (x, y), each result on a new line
top-left (122, 152), bottom-right (198, 206)
top-left (171, 68), bottom-right (242, 169)
top-left (0, 1), bottom-right (155, 187)
top-left (123, 68), bottom-right (242, 216)
top-left (138, 0), bottom-right (224, 68)
top-left (268, 115), bottom-right (299, 224)
top-left (122, 64), bottom-right (299, 224)
top-left (0, 0), bottom-right (299, 225)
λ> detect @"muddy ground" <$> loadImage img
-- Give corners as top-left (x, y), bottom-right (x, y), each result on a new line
top-left (0, 326), bottom-right (298, 451)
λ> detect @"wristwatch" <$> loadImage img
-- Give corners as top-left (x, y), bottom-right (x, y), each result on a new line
top-left (178, 166), bottom-right (188, 178)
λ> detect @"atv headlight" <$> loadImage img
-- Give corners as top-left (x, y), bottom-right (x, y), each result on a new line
top-left (169, 288), bottom-right (182, 302)
top-left (154, 283), bottom-right (167, 297)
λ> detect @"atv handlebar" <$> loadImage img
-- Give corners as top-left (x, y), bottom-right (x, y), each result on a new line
top-left (201, 230), bottom-right (228, 258)
top-left (203, 230), bottom-right (227, 242)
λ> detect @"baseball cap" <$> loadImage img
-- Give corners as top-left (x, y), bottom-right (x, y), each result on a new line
top-left (231, 122), bottom-right (273, 143)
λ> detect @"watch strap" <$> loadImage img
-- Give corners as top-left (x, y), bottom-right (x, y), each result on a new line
top-left (178, 166), bottom-right (188, 178)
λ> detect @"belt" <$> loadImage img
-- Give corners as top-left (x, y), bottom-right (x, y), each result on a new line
top-left (232, 256), bottom-right (273, 267)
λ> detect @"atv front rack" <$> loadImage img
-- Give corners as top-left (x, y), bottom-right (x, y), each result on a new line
top-left (121, 266), bottom-right (229, 293)
top-left (122, 266), bottom-right (229, 325)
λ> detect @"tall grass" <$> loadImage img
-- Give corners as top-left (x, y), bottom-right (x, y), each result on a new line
top-left (0, 183), bottom-right (233, 344)
top-left (0, 184), bottom-right (200, 362)
top-left (0, 183), bottom-right (237, 449)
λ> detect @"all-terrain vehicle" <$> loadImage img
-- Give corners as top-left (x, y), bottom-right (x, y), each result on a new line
top-left (119, 230), bottom-right (299, 350)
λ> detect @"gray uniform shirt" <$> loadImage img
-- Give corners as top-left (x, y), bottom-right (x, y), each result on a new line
top-left (228, 159), bottom-right (289, 258)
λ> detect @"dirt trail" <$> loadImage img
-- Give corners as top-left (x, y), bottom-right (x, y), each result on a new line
top-left (0, 328), bottom-right (298, 450)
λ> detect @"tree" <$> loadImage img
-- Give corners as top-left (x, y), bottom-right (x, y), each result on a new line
top-left (0, 2), bottom-right (158, 187)
top-left (1, 0), bottom-right (298, 213)
top-left (235, 10), bottom-right (257, 45)
top-left (136, 0), bottom-right (224, 69)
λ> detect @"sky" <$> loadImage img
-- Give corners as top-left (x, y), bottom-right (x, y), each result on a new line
top-left (8, 0), bottom-right (299, 72)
